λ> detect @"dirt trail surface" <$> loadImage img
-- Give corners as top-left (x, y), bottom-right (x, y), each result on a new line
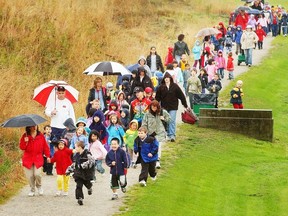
top-left (0, 36), bottom-right (274, 216)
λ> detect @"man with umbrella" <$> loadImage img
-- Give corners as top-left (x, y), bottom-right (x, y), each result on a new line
top-left (45, 86), bottom-right (76, 139)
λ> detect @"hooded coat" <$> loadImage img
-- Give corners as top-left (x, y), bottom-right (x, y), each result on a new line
top-left (192, 40), bottom-right (202, 60)
top-left (50, 146), bottom-right (73, 175)
top-left (156, 73), bottom-right (188, 111)
top-left (61, 118), bottom-right (76, 145)
top-left (130, 67), bottom-right (154, 96)
top-left (241, 30), bottom-right (259, 49)
top-left (134, 135), bottom-right (159, 163)
top-left (89, 110), bottom-right (108, 143)
top-left (137, 56), bottom-right (152, 77)
top-left (123, 119), bottom-right (139, 148)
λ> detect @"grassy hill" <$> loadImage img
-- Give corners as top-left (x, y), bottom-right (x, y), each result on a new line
top-left (0, 0), bottom-right (287, 206)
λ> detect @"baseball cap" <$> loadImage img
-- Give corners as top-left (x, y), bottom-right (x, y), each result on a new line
top-left (133, 86), bottom-right (144, 93)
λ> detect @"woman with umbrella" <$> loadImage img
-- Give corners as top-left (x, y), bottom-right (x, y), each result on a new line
top-left (19, 125), bottom-right (50, 196)
top-left (235, 9), bottom-right (249, 30)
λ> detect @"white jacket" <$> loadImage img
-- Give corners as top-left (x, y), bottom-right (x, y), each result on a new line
top-left (240, 30), bottom-right (259, 49)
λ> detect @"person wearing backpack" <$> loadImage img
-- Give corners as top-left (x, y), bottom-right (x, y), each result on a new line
top-left (142, 100), bottom-right (171, 169)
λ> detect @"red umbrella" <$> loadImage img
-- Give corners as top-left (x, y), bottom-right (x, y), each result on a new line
top-left (33, 80), bottom-right (79, 107)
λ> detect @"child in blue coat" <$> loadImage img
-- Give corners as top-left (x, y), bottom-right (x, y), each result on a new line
top-left (105, 138), bottom-right (129, 200)
top-left (134, 126), bottom-right (159, 187)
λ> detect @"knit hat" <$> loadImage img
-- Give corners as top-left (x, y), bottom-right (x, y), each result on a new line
top-left (76, 117), bottom-right (87, 127)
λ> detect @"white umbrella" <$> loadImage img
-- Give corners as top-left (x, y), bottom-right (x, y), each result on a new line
top-left (195, 27), bottom-right (221, 37)
top-left (83, 61), bottom-right (132, 76)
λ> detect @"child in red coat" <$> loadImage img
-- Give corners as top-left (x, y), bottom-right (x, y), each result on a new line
top-left (48, 139), bottom-right (76, 196)
top-left (226, 52), bottom-right (234, 80)
top-left (255, 24), bottom-right (266, 49)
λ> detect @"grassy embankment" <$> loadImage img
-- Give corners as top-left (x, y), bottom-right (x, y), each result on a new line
top-left (0, 0), bottom-right (237, 203)
top-left (118, 30), bottom-right (288, 216)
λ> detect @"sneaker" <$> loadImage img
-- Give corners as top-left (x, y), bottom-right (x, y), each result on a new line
top-left (38, 187), bottom-right (44, 196)
top-left (88, 188), bottom-right (92, 195)
top-left (78, 198), bottom-right (83, 205)
top-left (62, 192), bottom-right (68, 196)
top-left (170, 138), bottom-right (175, 142)
top-left (90, 180), bottom-right (96, 183)
top-left (111, 193), bottom-right (118, 200)
top-left (55, 191), bottom-right (62, 196)
top-left (121, 187), bottom-right (126, 193)
top-left (139, 180), bottom-right (146, 187)
top-left (248, 64), bottom-right (251, 67)
top-left (28, 191), bottom-right (35, 197)
top-left (151, 176), bottom-right (157, 181)
top-left (156, 161), bottom-right (161, 169)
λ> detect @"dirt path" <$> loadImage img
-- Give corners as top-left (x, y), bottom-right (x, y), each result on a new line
top-left (0, 36), bottom-right (274, 216)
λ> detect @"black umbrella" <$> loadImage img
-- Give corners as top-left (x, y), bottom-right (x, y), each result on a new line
top-left (248, 9), bottom-right (262, 15)
top-left (1, 114), bottom-right (47, 128)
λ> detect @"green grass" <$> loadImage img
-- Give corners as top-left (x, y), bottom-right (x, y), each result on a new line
top-left (119, 37), bottom-right (288, 216)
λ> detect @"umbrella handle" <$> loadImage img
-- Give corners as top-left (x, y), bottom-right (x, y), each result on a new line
top-left (54, 86), bottom-right (57, 110)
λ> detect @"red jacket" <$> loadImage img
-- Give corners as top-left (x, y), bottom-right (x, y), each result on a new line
top-left (50, 147), bottom-right (73, 175)
top-left (227, 56), bottom-right (234, 71)
top-left (19, 133), bottom-right (50, 169)
top-left (255, 28), bottom-right (266, 42)
top-left (235, 13), bottom-right (249, 30)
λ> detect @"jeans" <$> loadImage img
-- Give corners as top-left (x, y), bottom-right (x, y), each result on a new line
top-left (282, 26), bottom-right (287, 35)
top-left (217, 68), bottom-right (224, 79)
top-left (244, 48), bottom-right (253, 65)
top-left (228, 71), bottom-right (234, 80)
top-left (95, 160), bottom-right (105, 174)
top-left (175, 55), bottom-right (181, 63)
top-left (51, 127), bottom-right (65, 139)
top-left (188, 93), bottom-right (195, 109)
top-left (271, 24), bottom-right (278, 36)
top-left (167, 110), bottom-right (177, 139)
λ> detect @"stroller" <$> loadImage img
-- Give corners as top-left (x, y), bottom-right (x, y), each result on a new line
top-left (237, 53), bottom-right (246, 66)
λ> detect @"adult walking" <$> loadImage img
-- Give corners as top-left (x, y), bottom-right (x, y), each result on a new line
top-left (19, 125), bottom-right (50, 196)
top-left (130, 67), bottom-right (154, 96)
top-left (142, 100), bottom-right (171, 168)
top-left (173, 34), bottom-right (190, 63)
top-left (240, 25), bottom-right (259, 67)
top-left (146, 46), bottom-right (165, 76)
top-left (86, 77), bottom-right (111, 115)
top-left (45, 86), bottom-right (76, 139)
top-left (156, 73), bottom-right (188, 142)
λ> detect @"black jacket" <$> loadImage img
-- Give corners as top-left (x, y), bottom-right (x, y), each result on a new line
top-left (73, 149), bottom-right (95, 181)
top-left (130, 71), bottom-right (154, 96)
top-left (155, 73), bottom-right (188, 111)
top-left (146, 54), bottom-right (164, 72)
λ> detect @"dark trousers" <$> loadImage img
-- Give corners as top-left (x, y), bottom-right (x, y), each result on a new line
top-left (258, 41), bottom-right (263, 49)
top-left (43, 157), bottom-right (53, 174)
top-left (139, 160), bottom-right (157, 182)
top-left (75, 178), bottom-right (92, 200)
top-left (51, 127), bottom-right (65, 140)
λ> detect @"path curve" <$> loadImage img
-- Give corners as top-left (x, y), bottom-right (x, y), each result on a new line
top-left (0, 36), bottom-right (274, 216)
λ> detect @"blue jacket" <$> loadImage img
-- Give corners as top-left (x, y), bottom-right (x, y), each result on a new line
top-left (70, 134), bottom-right (89, 149)
top-left (105, 147), bottom-right (128, 175)
top-left (134, 135), bottom-right (159, 163)
top-left (107, 124), bottom-right (125, 147)
top-left (234, 28), bottom-right (243, 44)
top-left (89, 110), bottom-right (108, 142)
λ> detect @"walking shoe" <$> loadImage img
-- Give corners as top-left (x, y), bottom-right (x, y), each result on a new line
top-left (151, 176), bottom-right (157, 181)
top-left (38, 187), bottom-right (44, 196)
top-left (88, 188), bottom-right (92, 195)
top-left (111, 193), bottom-right (118, 200)
top-left (121, 187), bottom-right (126, 193)
top-left (248, 64), bottom-right (251, 67)
top-left (156, 161), bottom-right (161, 169)
top-left (78, 198), bottom-right (83, 205)
top-left (28, 191), bottom-right (35, 197)
top-left (62, 192), bottom-right (68, 196)
top-left (139, 180), bottom-right (147, 187)
top-left (170, 138), bottom-right (175, 142)
top-left (55, 191), bottom-right (62, 196)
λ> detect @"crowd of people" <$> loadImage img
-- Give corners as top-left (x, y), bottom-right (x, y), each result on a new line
top-left (18, 0), bottom-right (284, 206)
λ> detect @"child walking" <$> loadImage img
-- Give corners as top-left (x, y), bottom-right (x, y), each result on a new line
top-left (48, 139), bottom-right (75, 196)
top-left (107, 113), bottom-right (125, 147)
top-left (88, 130), bottom-right (107, 179)
top-left (123, 119), bottom-right (139, 168)
top-left (230, 80), bottom-right (244, 109)
top-left (105, 138), bottom-right (129, 200)
top-left (134, 127), bottom-right (159, 187)
top-left (68, 141), bottom-right (95, 205)
top-left (43, 125), bottom-right (55, 175)
top-left (70, 126), bottom-right (89, 150)
top-left (227, 52), bottom-right (234, 80)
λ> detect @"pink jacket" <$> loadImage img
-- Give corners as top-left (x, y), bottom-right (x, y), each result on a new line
top-left (205, 64), bottom-right (218, 82)
top-left (215, 56), bottom-right (226, 69)
top-left (19, 133), bottom-right (50, 169)
top-left (89, 140), bottom-right (107, 160)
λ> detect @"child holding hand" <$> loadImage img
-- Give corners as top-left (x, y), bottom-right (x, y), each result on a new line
top-left (48, 139), bottom-right (76, 196)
